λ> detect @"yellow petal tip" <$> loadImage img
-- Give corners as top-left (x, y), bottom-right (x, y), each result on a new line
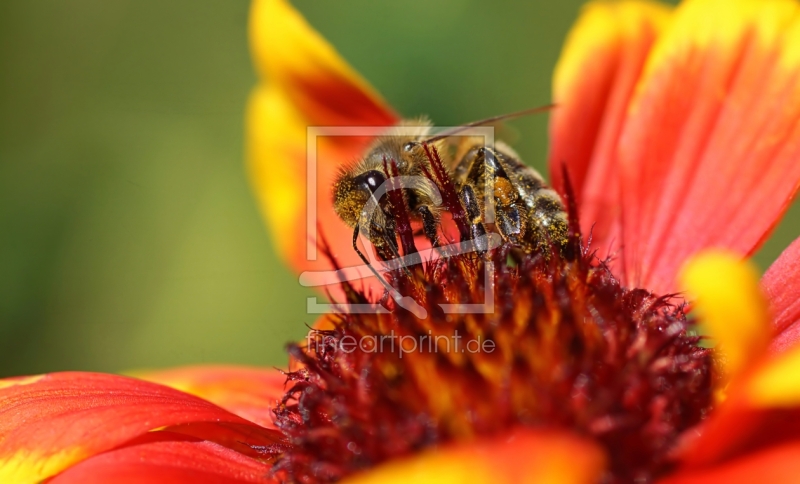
top-left (554, 0), bottom-right (672, 102)
top-left (0, 448), bottom-right (86, 484)
top-left (680, 251), bottom-right (770, 380)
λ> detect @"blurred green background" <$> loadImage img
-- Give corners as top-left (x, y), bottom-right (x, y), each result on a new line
top-left (1, 0), bottom-right (797, 377)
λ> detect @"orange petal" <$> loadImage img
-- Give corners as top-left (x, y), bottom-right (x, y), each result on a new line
top-left (746, 343), bottom-right (800, 409)
top-left (131, 365), bottom-right (288, 429)
top-left (662, 441), bottom-right (800, 484)
top-left (616, 0), bottom-right (800, 294)
top-left (549, 0), bottom-right (672, 256)
top-left (676, 344), bottom-right (800, 467)
top-left (762, 235), bottom-right (800, 353)
top-left (0, 372), bottom-right (280, 483)
top-left (340, 429), bottom-right (606, 484)
top-left (247, 0), bottom-right (398, 297)
top-left (49, 433), bottom-right (276, 484)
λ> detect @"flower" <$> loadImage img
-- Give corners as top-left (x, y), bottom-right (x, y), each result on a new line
top-left (3, 0), bottom-right (800, 483)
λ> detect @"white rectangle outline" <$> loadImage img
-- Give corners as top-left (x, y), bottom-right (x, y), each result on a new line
top-left (306, 126), bottom-right (496, 260)
top-left (305, 126), bottom-right (497, 315)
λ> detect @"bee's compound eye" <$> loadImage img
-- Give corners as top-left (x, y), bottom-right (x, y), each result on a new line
top-left (403, 142), bottom-right (419, 153)
top-left (354, 170), bottom-right (386, 194)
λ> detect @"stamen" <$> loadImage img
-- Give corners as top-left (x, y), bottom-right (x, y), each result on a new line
top-left (422, 144), bottom-right (470, 241)
top-left (382, 157), bottom-right (418, 258)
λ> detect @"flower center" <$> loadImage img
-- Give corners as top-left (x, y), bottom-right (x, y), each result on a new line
top-left (268, 153), bottom-right (714, 483)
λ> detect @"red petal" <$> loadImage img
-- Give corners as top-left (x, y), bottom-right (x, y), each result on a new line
top-left (50, 433), bottom-right (276, 484)
top-left (763, 236), bottom-right (800, 353)
top-left (247, 0), bottom-right (399, 299)
top-left (549, 1), bottom-right (671, 256)
top-left (248, 88), bottom-right (394, 300)
top-left (615, 2), bottom-right (800, 294)
top-left (674, 404), bottom-right (800, 469)
top-left (0, 372), bottom-right (281, 482)
top-left (662, 441), bottom-right (800, 484)
top-left (133, 365), bottom-right (288, 429)
top-left (675, 344), bottom-right (800, 467)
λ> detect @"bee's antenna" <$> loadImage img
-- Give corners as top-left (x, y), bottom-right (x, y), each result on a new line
top-left (422, 104), bottom-right (556, 144)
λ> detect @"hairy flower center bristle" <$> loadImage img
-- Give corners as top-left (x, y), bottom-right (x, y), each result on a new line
top-left (264, 152), bottom-right (714, 483)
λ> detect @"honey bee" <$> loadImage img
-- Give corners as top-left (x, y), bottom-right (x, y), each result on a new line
top-left (332, 121), bottom-right (445, 264)
top-left (332, 106), bottom-right (568, 269)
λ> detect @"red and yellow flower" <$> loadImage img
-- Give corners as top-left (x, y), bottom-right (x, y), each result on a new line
top-left (3, 0), bottom-right (800, 482)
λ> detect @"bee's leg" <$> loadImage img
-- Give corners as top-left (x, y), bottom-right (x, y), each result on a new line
top-left (458, 184), bottom-right (488, 253)
top-left (381, 215), bottom-right (401, 260)
top-left (495, 205), bottom-right (522, 245)
top-left (352, 225), bottom-right (414, 295)
top-left (492, 177), bottom-right (524, 245)
top-left (373, 219), bottom-right (413, 277)
top-left (417, 205), bottom-right (440, 248)
top-left (352, 225), bottom-right (394, 292)
top-left (463, 147), bottom-right (528, 248)
top-left (454, 145), bottom-right (528, 252)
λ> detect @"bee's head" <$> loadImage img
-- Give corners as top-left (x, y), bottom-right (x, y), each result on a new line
top-left (332, 168), bottom-right (387, 228)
